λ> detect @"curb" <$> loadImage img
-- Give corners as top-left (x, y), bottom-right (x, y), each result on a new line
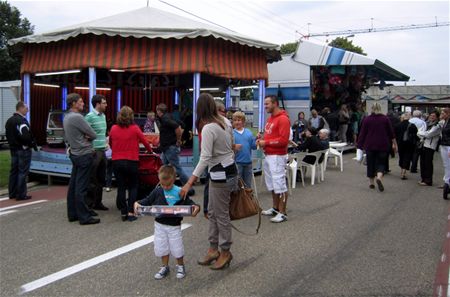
top-left (0, 181), bottom-right (41, 197)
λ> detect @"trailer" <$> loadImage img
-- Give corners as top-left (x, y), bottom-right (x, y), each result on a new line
top-left (0, 80), bottom-right (20, 146)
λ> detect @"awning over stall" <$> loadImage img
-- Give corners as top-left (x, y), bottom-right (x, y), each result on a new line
top-left (293, 39), bottom-right (409, 82)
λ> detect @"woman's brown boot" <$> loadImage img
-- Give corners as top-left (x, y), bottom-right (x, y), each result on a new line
top-left (210, 250), bottom-right (232, 270)
top-left (197, 249), bottom-right (220, 266)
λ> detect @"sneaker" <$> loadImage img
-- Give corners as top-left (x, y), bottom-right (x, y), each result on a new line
top-left (270, 213), bottom-right (287, 223)
top-left (261, 208), bottom-right (278, 216)
top-left (176, 264), bottom-right (186, 279)
top-left (154, 266), bottom-right (170, 280)
top-left (105, 187), bottom-right (111, 192)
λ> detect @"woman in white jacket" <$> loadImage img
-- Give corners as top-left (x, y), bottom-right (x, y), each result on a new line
top-left (438, 108), bottom-right (450, 199)
top-left (417, 110), bottom-right (441, 186)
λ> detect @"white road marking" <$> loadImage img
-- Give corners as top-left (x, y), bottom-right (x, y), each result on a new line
top-left (0, 210), bottom-right (18, 216)
top-left (20, 223), bottom-right (192, 294)
top-left (0, 200), bottom-right (47, 212)
top-left (0, 197), bottom-right (11, 202)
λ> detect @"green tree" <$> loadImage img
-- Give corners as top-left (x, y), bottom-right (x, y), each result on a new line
top-left (329, 37), bottom-right (366, 55)
top-left (0, 1), bottom-right (34, 81)
top-left (280, 41), bottom-right (298, 55)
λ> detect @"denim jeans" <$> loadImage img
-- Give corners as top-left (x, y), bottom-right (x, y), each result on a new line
top-left (113, 160), bottom-right (139, 214)
top-left (161, 145), bottom-right (188, 185)
top-left (9, 149), bottom-right (32, 199)
top-left (67, 153), bottom-right (94, 223)
top-left (237, 163), bottom-right (253, 188)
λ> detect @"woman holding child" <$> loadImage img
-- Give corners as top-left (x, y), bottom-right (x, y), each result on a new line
top-left (180, 93), bottom-right (238, 270)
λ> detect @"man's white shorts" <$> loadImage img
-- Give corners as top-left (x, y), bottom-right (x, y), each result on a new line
top-left (154, 222), bottom-right (184, 258)
top-left (263, 154), bottom-right (288, 194)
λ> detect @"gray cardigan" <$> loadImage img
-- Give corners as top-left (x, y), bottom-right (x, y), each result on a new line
top-left (192, 119), bottom-right (234, 177)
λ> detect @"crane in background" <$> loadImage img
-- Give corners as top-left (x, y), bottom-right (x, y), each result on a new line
top-left (306, 20), bottom-right (449, 37)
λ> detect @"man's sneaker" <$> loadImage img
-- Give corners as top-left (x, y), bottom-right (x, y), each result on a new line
top-left (154, 266), bottom-right (170, 280)
top-left (176, 264), bottom-right (186, 279)
top-left (261, 208), bottom-right (278, 216)
top-left (270, 213), bottom-right (287, 223)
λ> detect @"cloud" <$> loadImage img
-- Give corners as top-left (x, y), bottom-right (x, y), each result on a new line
top-left (9, 0), bottom-right (450, 85)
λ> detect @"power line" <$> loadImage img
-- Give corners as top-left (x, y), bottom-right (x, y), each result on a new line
top-left (158, 0), bottom-right (236, 33)
top-left (308, 21), bottom-right (449, 37)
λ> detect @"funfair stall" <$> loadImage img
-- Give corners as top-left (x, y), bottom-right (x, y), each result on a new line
top-left (254, 39), bottom-right (410, 124)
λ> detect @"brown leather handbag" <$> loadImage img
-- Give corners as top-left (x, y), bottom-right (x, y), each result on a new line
top-left (229, 178), bottom-right (261, 234)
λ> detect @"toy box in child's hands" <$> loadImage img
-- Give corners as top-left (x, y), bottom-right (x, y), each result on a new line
top-left (137, 205), bottom-right (193, 217)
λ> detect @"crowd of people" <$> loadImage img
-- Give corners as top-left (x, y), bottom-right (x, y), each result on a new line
top-left (5, 92), bottom-right (449, 279)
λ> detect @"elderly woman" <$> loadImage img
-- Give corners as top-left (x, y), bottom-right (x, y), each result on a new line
top-left (417, 110), bottom-right (441, 186)
top-left (394, 112), bottom-right (418, 180)
top-left (357, 103), bottom-right (397, 192)
top-left (180, 93), bottom-right (237, 270)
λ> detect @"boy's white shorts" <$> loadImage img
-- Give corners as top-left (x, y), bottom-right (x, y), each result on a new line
top-left (154, 222), bottom-right (184, 258)
top-left (263, 154), bottom-right (288, 194)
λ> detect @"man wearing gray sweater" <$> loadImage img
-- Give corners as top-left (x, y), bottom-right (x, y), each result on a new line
top-left (63, 93), bottom-right (100, 225)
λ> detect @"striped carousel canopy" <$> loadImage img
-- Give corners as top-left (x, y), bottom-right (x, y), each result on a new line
top-left (9, 6), bottom-right (281, 80)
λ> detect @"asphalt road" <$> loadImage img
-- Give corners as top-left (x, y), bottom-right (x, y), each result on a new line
top-left (0, 153), bottom-right (448, 297)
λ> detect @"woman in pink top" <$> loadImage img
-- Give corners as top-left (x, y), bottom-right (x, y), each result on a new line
top-left (109, 106), bottom-right (152, 222)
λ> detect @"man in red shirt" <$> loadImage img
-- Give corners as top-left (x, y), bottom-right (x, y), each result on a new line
top-left (256, 95), bottom-right (291, 223)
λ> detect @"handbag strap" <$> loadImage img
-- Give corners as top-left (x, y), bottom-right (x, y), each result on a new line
top-left (230, 177), bottom-right (262, 236)
top-left (231, 211), bottom-right (261, 236)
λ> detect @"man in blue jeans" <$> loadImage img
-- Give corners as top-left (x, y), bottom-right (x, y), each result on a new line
top-left (63, 93), bottom-right (100, 225)
top-left (5, 101), bottom-right (37, 201)
top-left (156, 103), bottom-right (194, 196)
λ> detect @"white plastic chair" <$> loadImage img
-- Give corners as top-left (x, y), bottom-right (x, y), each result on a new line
top-left (328, 147), bottom-right (344, 172)
top-left (290, 150), bottom-right (327, 187)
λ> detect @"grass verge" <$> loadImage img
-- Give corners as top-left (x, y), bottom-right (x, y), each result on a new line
top-left (0, 150), bottom-right (10, 188)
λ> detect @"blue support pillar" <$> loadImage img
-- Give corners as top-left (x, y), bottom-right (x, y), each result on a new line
top-left (116, 88), bottom-right (122, 113)
top-left (88, 67), bottom-right (96, 112)
top-left (174, 90), bottom-right (180, 105)
top-left (192, 73), bottom-right (201, 167)
top-left (23, 73), bottom-right (31, 123)
top-left (225, 87), bottom-right (231, 109)
top-left (258, 79), bottom-right (266, 132)
top-left (62, 85), bottom-right (68, 110)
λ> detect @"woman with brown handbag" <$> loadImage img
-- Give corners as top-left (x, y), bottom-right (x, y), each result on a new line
top-left (180, 93), bottom-right (238, 270)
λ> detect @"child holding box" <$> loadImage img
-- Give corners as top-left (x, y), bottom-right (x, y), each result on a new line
top-left (134, 165), bottom-right (200, 280)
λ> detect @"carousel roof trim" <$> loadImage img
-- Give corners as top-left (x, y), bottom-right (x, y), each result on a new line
top-left (9, 6), bottom-right (281, 62)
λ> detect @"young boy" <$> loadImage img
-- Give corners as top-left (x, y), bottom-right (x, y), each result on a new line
top-left (232, 111), bottom-right (257, 188)
top-left (134, 165), bottom-right (200, 280)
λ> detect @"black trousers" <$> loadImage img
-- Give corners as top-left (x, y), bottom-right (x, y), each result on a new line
top-left (67, 153), bottom-right (94, 223)
top-left (86, 150), bottom-right (106, 208)
top-left (113, 160), bottom-right (139, 214)
top-left (411, 146), bottom-right (422, 172)
top-left (420, 147), bottom-right (435, 185)
top-left (366, 150), bottom-right (388, 178)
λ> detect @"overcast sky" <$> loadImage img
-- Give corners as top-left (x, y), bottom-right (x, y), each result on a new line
top-left (9, 0), bottom-right (450, 85)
